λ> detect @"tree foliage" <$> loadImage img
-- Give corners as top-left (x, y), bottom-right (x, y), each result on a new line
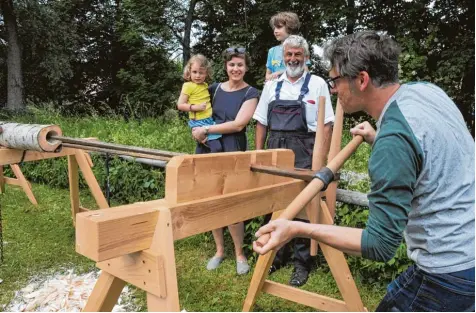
top-left (0, 0), bottom-right (473, 130)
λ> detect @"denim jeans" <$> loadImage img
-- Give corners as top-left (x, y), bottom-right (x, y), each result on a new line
top-left (376, 265), bottom-right (475, 311)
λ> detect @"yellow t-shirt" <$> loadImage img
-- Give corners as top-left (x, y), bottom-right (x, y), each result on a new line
top-left (181, 82), bottom-right (212, 120)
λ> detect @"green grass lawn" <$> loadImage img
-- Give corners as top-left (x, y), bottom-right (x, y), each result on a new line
top-left (0, 182), bottom-right (387, 311)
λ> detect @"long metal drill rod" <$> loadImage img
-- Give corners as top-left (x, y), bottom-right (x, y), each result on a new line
top-left (51, 135), bottom-right (184, 158)
top-left (61, 143), bottom-right (174, 161)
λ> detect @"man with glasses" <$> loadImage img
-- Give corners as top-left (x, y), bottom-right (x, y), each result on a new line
top-left (253, 35), bottom-right (335, 287)
top-left (253, 31), bottom-right (474, 311)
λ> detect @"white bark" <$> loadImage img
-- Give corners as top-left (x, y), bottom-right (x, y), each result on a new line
top-left (0, 122), bottom-right (62, 152)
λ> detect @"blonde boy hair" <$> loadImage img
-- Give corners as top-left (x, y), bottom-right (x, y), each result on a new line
top-left (269, 12), bottom-right (301, 35)
top-left (183, 54), bottom-right (213, 81)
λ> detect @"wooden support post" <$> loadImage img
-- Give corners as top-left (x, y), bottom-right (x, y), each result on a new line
top-left (243, 211), bottom-right (282, 312)
top-left (75, 149), bottom-right (109, 209)
top-left (146, 208), bottom-right (180, 311)
top-left (325, 100), bottom-right (344, 217)
top-left (0, 165), bottom-right (5, 193)
top-left (10, 164), bottom-right (38, 206)
top-left (68, 155), bottom-right (80, 226)
top-left (308, 96), bottom-right (327, 255)
top-left (82, 271), bottom-right (126, 312)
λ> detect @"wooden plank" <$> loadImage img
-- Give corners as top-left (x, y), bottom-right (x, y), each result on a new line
top-left (75, 181), bottom-right (305, 262)
top-left (75, 200), bottom-right (167, 262)
top-left (75, 149), bottom-right (109, 209)
top-left (165, 150), bottom-right (295, 204)
top-left (68, 155), bottom-right (80, 226)
top-left (10, 164), bottom-right (38, 206)
top-left (243, 211), bottom-right (282, 312)
top-left (0, 146), bottom-right (76, 166)
top-left (262, 280), bottom-right (349, 312)
top-left (146, 208), bottom-right (180, 311)
top-left (82, 271), bottom-right (126, 312)
top-left (171, 180), bottom-right (306, 240)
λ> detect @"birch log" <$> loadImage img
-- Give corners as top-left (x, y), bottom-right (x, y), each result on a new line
top-left (0, 122), bottom-right (62, 152)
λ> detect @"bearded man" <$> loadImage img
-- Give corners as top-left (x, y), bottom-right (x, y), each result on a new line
top-left (253, 35), bottom-right (335, 287)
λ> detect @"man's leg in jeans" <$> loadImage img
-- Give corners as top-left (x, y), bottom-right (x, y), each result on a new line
top-left (289, 218), bottom-right (312, 287)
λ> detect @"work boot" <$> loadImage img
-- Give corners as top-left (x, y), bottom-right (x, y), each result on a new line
top-left (289, 267), bottom-right (309, 287)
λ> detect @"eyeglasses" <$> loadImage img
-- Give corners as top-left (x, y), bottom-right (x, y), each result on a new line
top-left (325, 76), bottom-right (342, 89)
top-left (225, 47), bottom-right (246, 54)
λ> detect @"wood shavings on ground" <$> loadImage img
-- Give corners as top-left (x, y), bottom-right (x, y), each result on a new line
top-left (6, 269), bottom-right (138, 312)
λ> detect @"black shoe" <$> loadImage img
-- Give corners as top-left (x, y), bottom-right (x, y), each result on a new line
top-left (268, 264), bottom-right (281, 275)
top-left (289, 267), bottom-right (309, 287)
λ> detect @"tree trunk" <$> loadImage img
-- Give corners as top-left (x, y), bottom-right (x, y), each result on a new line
top-left (182, 0), bottom-right (198, 66)
top-left (1, 0), bottom-right (24, 110)
top-left (346, 0), bottom-right (356, 35)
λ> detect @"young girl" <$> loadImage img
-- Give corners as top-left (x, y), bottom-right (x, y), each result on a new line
top-left (177, 54), bottom-right (222, 153)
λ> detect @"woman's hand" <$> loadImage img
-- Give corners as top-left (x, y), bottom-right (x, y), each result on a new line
top-left (350, 121), bottom-right (376, 145)
top-left (192, 126), bottom-right (207, 143)
top-left (253, 219), bottom-right (296, 255)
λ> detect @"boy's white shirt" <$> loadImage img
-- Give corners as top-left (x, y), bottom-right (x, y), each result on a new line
top-left (253, 72), bottom-right (335, 131)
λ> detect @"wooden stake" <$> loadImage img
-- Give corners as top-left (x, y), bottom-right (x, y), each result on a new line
top-left (68, 155), bottom-right (80, 226)
top-left (0, 165), bottom-right (5, 193)
top-left (325, 100), bottom-right (344, 217)
top-left (308, 96), bottom-right (326, 255)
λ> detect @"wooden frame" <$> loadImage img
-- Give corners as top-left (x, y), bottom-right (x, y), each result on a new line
top-left (0, 145), bottom-right (108, 224)
top-left (76, 138), bottom-right (366, 311)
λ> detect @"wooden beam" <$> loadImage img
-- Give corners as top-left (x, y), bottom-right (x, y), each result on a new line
top-left (10, 164), bottom-right (38, 206)
top-left (75, 200), bottom-right (167, 262)
top-left (0, 165), bottom-right (5, 193)
top-left (0, 147), bottom-right (76, 166)
top-left (242, 211), bottom-right (282, 312)
top-left (82, 271), bottom-right (126, 312)
top-left (170, 180), bottom-right (306, 240)
top-left (75, 149), bottom-right (109, 209)
top-left (75, 180), bottom-right (306, 262)
top-left (68, 155), bottom-right (80, 225)
top-left (262, 280), bottom-right (349, 312)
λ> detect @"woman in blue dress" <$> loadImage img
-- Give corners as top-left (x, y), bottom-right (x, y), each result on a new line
top-left (192, 47), bottom-right (259, 275)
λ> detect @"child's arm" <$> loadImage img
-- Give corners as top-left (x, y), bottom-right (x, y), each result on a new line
top-left (177, 94), bottom-right (206, 112)
top-left (265, 69), bottom-right (284, 81)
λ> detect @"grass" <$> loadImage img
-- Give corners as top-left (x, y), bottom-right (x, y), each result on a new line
top-left (0, 109), bottom-right (384, 311)
top-left (0, 182), bottom-right (387, 311)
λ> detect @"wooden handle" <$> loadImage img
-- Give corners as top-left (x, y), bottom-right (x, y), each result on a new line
top-left (255, 135), bottom-right (364, 248)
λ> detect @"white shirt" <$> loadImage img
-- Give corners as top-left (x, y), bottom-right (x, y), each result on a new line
top-left (253, 72), bottom-right (334, 131)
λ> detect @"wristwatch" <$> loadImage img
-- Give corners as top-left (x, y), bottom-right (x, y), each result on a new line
top-left (204, 126), bottom-right (210, 135)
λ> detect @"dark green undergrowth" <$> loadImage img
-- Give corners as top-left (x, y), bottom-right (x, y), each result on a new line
top-left (0, 108), bottom-right (412, 310)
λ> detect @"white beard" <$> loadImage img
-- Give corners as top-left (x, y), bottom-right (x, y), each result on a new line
top-left (286, 62), bottom-right (305, 78)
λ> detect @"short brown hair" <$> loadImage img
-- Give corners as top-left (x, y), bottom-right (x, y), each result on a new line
top-left (269, 12), bottom-right (301, 35)
top-left (222, 47), bottom-right (251, 69)
top-left (183, 54), bottom-right (212, 81)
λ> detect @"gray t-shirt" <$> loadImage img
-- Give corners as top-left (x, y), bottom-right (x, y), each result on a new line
top-left (361, 82), bottom-right (474, 274)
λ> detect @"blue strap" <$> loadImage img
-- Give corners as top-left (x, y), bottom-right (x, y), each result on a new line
top-left (298, 73), bottom-right (311, 101)
top-left (275, 80), bottom-right (284, 100)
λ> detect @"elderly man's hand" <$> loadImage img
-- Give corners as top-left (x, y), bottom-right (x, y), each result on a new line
top-left (253, 219), bottom-right (296, 255)
top-left (191, 127), bottom-right (207, 143)
top-left (350, 121), bottom-right (376, 145)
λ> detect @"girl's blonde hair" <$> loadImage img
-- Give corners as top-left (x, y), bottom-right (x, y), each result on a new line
top-left (183, 54), bottom-right (212, 81)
